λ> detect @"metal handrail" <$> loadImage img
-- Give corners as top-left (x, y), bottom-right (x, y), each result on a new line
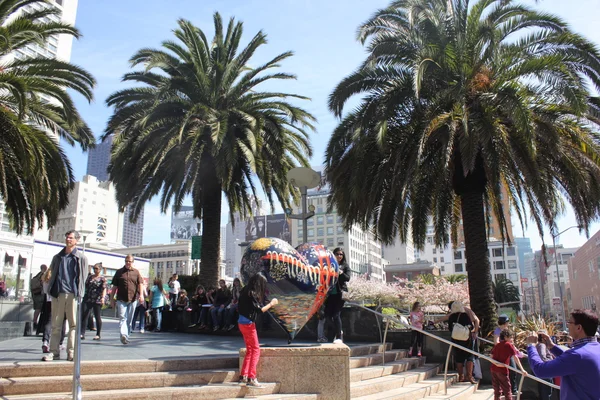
top-left (347, 302), bottom-right (560, 397)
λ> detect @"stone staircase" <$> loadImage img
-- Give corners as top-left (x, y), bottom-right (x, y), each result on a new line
top-left (0, 343), bottom-right (494, 399)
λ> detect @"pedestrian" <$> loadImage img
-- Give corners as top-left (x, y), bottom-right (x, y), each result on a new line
top-left (323, 247), bottom-right (350, 344)
top-left (237, 273), bottom-right (278, 388)
top-left (535, 330), bottom-right (554, 400)
top-left (493, 314), bottom-right (518, 394)
top-left (409, 301), bottom-right (424, 357)
top-left (111, 255), bottom-right (144, 344)
top-left (447, 301), bottom-right (476, 383)
top-left (42, 230), bottom-right (88, 361)
top-left (148, 277), bottom-right (168, 332)
top-left (131, 283), bottom-right (149, 334)
top-left (526, 309), bottom-right (600, 400)
top-left (30, 264), bottom-right (47, 331)
top-left (80, 263), bottom-right (107, 341)
top-left (37, 266), bottom-right (66, 353)
top-left (490, 329), bottom-right (528, 400)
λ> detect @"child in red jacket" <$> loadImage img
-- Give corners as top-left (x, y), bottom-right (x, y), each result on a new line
top-left (490, 329), bottom-right (527, 400)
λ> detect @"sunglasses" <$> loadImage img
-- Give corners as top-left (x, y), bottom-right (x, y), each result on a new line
top-left (335, 253), bottom-right (344, 256)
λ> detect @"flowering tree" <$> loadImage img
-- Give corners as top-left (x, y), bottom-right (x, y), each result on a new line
top-left (345, 274), bottom-right (469, 310)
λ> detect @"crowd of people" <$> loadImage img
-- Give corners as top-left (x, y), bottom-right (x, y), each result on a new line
top-left (27, 230), bottom-right (600, 395)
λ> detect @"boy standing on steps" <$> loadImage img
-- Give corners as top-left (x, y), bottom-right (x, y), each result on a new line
top-left (490, 329), bottom-right (527, 400)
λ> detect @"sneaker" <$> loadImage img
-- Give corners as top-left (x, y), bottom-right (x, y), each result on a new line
top-left (333, 339), bottom-right (343, 344)
top-left (140, 328), bottom-right (145, 334)
top-left (41, 353), bottom-right (59, 361)
top-left (247, 378), bottom-right (264, 388)
top-left (198, 325), bottom-right (206, 330)
top-left (120, 334), bottom-right (129, 345)
top-left (227, 324), bottom-right (235, 332)
top-left (42, 341), bottom-right (49, 353)
top-left (238, 375), bottom-right (248, 386)
top-left (188, 323), bottom-right (198, 328)
top-left (213, 326), bottom-right (219, 332)
top-left (59, 344), bottom-right (66, 350)
top-left (317, 337), bottom-right (327, 343)
top-left (417, 351), bottom-right (422, 357)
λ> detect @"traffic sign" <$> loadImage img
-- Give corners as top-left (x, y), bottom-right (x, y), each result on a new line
top-left (520, 278), bottom-right (528, 283)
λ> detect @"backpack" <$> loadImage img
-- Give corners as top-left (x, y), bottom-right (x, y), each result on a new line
top-left (30, 273), bottom-right (43, 295)
top-left (451, 313), bottom-right (471, 341)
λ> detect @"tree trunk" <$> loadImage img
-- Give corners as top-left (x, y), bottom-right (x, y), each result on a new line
top-left (199, 177), bottom-right (222, 289)
top-left (461, 189), bottom-right (497, 337)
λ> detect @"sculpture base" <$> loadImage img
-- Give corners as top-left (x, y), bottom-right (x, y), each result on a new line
top-left (239, 343), bottom-right (350, 399)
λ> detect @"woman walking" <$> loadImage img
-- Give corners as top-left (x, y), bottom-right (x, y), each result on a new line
top-left (409, 301), bottom-right (424, 357)
top-left (324, 247), bottom-right (351, 343)
top-left (237, 274), bottom-right (278, 388)
top-left (148, 277), bottom-right (168, 332)
top-left (80, 263), bottom-right (107, 340)
top-left (448, 301), bottom-right (476, 383)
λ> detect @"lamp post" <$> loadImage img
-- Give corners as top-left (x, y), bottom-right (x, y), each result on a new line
top-left (287, 167), bottom-right (320, 244)
top-left (73, 230), bottom-right (93, 400)
top-left (550, 225), bottom-right (581, 328)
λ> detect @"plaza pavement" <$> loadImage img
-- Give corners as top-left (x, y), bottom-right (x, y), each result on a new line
top-left (0, 318), bottom-right (304, 364)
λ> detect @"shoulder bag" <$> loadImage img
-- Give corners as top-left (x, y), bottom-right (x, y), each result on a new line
top-left (451, 313), bottom-right (471, 341)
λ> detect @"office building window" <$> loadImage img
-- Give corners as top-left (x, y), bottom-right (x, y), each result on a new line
top-left (494, 261), bottom-right (505, 270)
top-left (509, 273), bottom-right (518, 281)
top-left (493, 248), bottom-right (503, 257)
top-left (308, 228), bottom-right (314, 236)
top-left (317, 216), bottom-right (324, 225)
top-left (337, 226), bottom-right (343, 234)
top-left (307, 219), bottom-right (314, 226)
top-left (433, 257), bottom-right (437, 263)
top-left (454, 251), bottom-right (462, 260)
top-left (327, 227), bottom-right (334, 235)
top-left (508, 260), bottom-right (517, 269)
top-left (326, 215), bottom-right (334, 224)
top-left (327, 238), bottom-right (334, 247)
top-left (317, 228), bottom-right (324, 236)
top-left (507, 247), bottom-right (516, 256)
top-left (455, 263), bottom-right (463, 273)
top-left (496, 273), bottom-right (507, 282)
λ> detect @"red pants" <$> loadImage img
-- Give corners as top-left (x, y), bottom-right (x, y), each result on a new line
top-left (239, 322), bottom-right (260, 379)
top-left (491, 370), bottom-right (512, 400)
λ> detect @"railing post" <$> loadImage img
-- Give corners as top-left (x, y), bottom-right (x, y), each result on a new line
top-left (443, 344), bottom-right (453, 395)
top-left (382, 319), bottom-right (390, 367)
top-left (517, 374), bottom-right (525, 400)
top-left (72, 297), bottom-right (82, 400)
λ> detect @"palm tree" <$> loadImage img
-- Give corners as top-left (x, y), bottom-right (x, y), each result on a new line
top-left (105, 14), bottom-right (315, 288)
top-left (0, 0), bottom-right (96, 234)
top-left (325, 0), bottom-right (600, 335)
top-left (493, 278), bottom-right (521, 311)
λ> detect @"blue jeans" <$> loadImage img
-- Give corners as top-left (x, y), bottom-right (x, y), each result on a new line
top-left (152, 307), bottom-right (163, 331)
top-left (211, 306), bottom-right (226, 327)
top-left (131, 305), bottom-right (146, 331)
top-left (117, 300), bottom-right (137, 338)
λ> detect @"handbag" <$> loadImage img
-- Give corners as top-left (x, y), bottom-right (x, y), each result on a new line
top-left (451, 313), bottom-right (471, 341)
top-left (473, 358), bottom-right (483, 380)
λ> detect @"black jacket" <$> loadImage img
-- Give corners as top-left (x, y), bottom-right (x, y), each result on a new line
top-left (237, 286), bottom-right (264, 322)
top-left (336, 263), bottom-right (350, 292)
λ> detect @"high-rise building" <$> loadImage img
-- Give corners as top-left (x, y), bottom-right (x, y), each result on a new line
top-left (48, 175), bottom-right (124, 245)
top-left (86, 135), bottom-right (144, 247)
top-left (568, 230), bottom-right (600, 312)
top-left (514, 237), bottom-right (532, 277)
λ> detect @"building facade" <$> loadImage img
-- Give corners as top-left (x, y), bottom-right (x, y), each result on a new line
top-left (86, 134), bottom-right (144, 247)
top-left (567, 230), bottom-right (600, 312)
top-left (384, 261), bottom-right (440, 282)
top-left (49, 175), bottom-right (124, 245)
top-left (290, 192), bottom-right (385, 281)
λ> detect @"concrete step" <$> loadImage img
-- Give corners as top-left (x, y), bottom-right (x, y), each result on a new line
top-left (0, 369), bottom-right (239, 396)
top-left (0, 356), bottom-right (239, 378)
top-left (350, 358), bottom-right (424, 382)
top-left (349, 343), bottom-right (394, 357)
top-left (458, 387), bottom-right (494, 399)
top-left (221, 395), bottom-right (318, 400)
top-left (351, 364), bottom-right (441, 398)
top-left (352, 373), bottom-right (459, 400)
top-left (1, 382), bottom-right (280, 400)
top-left (419, 381), bottom-right (480, 399)
top-left (350, 349), bottom-right (409, 368)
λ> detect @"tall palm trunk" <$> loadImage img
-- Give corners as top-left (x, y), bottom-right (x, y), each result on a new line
top-left (460, 188), bottom-right (497, 336)
top-left (199, 176), bottom-right (222, 289)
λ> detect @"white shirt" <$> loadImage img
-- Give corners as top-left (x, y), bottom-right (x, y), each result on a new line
top-left (169, 280), bottom-right (180, 294)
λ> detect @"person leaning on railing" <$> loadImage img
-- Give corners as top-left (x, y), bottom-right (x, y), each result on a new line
top-left (526, 309), bottom-right (600, 400)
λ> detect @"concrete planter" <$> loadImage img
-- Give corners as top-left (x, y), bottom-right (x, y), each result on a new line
top-left (0, 300), bottom-right (33, 341)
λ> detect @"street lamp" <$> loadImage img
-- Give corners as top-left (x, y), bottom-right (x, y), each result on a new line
top-left (73, 230), bottom-right (93, 400)
top-left (287, 167), bottom-right (321, 244)
top-left (550, 224), bottom-right (582, 328)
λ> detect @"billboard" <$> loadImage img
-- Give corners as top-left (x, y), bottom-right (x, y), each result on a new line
top-left (245, 214), bottom-right (291, 244)
top-left (170, 206), bottom-right (201, 240)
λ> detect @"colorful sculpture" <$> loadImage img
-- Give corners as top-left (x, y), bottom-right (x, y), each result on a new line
top-left (240, 238), bottom-right (339, 342)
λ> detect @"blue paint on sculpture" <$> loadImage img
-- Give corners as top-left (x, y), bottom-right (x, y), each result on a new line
top-left (240, 237), bottom-right (339, 342)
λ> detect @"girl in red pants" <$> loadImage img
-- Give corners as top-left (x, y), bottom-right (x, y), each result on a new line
top-left (237, 274), bottom-right (278, 387)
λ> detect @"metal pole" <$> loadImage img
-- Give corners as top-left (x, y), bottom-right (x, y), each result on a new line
top-left (301, 186), bottom-right (308, 244)
top-left (551, 234), bottom-right (566, 326)
top-left (72, 237), bottom-right (86, 400)
top-left (443, 345), bottom-right (453, 395)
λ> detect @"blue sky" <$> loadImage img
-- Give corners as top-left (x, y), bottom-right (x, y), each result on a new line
top-left (62, 0), bottom-right (600, 250)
